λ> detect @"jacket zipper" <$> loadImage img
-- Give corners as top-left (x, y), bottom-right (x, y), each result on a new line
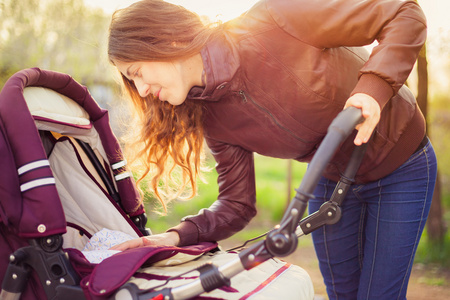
top-left (238, 90), bottom-right (247, 103)
top-left (237, 90), bottom-right (312, 144)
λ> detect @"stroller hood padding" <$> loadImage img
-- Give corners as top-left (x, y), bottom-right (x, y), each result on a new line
top-left (0, 68), bottom-right (143, 238)
top-left (23, 86), bottom-right (91, 127)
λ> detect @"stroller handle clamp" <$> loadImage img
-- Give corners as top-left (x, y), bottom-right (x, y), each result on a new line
top-left (120, 107), bottom-right (366, 300)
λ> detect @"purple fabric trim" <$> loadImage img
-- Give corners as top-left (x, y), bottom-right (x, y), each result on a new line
top-left (33, 116), bottom-right (93, 129)
top-left (87, 242), bottom-right (218, 298)
top-left (67, 222), bottom-right (92, 239)
top-left (65, 248), bottom-right (95, 277)
top-left (134, 272), bottom-right (198, 281)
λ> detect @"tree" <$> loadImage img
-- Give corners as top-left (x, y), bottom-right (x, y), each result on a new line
top-left (416, 40), bottom-right (446, 243)
top-left (0, 0), bottom-right (112, 87)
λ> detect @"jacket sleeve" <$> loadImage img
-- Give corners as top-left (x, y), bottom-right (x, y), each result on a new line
top-left (266, 0), bottom-right (427, 109)
top-left (168, 139), bottom-right (257, 246)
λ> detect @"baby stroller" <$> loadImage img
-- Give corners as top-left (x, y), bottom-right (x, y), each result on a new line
top-left (0, 68), bottom-right (325, 299)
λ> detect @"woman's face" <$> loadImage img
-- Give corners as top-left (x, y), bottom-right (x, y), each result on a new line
top-left (115, 60), bottom-right (190, 106)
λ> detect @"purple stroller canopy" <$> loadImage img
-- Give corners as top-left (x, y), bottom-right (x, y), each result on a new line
top-left (0, 68), bottom-right (143, 239)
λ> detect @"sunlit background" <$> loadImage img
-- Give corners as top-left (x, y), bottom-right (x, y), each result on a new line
top-left (87, 0), bottom-right (450, 33)
top-left (85, 0), bottom-right (449, 94)
top-left (86, 0), bottom-right (258, 22)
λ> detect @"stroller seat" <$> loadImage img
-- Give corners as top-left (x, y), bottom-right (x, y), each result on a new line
top-left (24, 87), bottom-right (141, 252)
top-left (0, 68), bottom-right (314, 299)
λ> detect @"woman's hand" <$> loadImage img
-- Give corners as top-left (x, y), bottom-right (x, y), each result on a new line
top-left (344, 93), bottom-right (381, 146)
top-left (110, 231), bottom-right (180, 251)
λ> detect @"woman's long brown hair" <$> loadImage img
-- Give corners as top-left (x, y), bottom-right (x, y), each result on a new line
top-left (108, 0), bottom-right (218, 209)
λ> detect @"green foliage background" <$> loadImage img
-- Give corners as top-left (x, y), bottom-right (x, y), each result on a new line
top-left (147, 155), bottom-right (307, 237)
top-left (0, 0), bottom-right (113, 87)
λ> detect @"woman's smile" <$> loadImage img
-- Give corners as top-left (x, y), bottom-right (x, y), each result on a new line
top-left (154, 88), bottom-right (162, 99)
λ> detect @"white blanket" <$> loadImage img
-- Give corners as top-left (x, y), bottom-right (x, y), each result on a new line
top-left (82, 228), bottom-right (134, 263)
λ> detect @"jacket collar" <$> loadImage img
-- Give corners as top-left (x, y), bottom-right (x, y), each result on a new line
top-left (187, 33), bottom-right (240, 101)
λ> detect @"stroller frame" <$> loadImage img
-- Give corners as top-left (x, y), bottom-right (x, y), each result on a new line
top-left (0, 68), bottom-right (364, 300)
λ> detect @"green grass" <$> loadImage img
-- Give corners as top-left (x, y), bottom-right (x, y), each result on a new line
top-left (415, 227), bottom-right (450, 268)
top-left (414, 193), bottom-right (450, 268)
top-left (145, 155), bottom-right (307, 235)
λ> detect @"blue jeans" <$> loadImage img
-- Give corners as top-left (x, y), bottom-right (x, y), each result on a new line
top-left (309, 141), bottom-right (437, 300)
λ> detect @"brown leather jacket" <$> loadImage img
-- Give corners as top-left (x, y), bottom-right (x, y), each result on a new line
top-left (170, 0), bottom-right (427, 246)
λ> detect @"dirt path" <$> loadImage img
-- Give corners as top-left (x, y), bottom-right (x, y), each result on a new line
top-left (220, 235), bottom-right (450, 299)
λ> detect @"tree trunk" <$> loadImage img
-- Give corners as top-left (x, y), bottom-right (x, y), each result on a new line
top-left (286, 160), bottom-right (292, 207)
top-left (416, 43), bottom-right (446, 242)
top-left (428, 171), bottom-right (445, 242)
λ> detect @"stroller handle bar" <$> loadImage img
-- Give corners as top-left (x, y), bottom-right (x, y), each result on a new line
top-left (117, 107), bottom-right (365, 300)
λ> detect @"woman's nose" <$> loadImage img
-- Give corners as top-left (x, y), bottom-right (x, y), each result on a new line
top-left (134, 80), bottom-right (150, 97)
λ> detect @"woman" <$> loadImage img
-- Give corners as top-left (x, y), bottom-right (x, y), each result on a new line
top-left (108, 0), bottom-right (437, 298)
